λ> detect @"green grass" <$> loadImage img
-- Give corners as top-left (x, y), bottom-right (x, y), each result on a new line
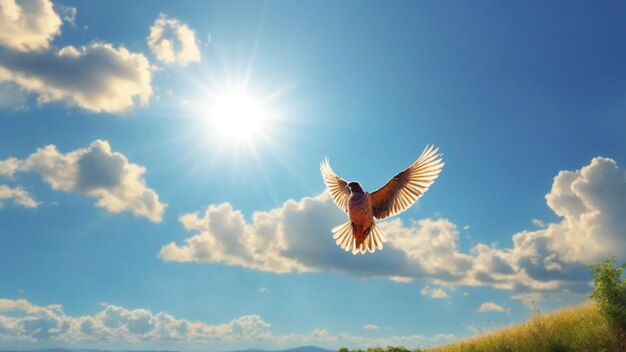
top-left (428, 303), bottom-right (619, 352)
top-left (341, 303), bottom-right (621, 352)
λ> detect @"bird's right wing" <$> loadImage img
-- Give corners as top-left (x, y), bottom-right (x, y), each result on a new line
top-left (320, 158), bottom-right (350, 213)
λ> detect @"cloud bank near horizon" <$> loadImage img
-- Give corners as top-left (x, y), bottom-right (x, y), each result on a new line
top-left (0, 297), bottom-right (455, 349)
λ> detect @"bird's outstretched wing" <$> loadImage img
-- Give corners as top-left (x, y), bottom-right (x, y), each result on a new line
top-left (370, 145), bottom-right (444, 220)
top-left (320, 158), bottom-right (350, 213)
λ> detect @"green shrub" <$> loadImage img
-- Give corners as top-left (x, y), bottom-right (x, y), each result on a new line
top-left (589, 256), bottom-right (626, 352)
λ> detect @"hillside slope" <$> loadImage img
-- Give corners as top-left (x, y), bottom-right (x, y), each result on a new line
top-left (428, 303), bottom-right (620, 352)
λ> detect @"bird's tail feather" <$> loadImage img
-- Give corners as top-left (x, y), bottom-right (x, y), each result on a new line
top-left (331, 222), bottom-right (388, 255)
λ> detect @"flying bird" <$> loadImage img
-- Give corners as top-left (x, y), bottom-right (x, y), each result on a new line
top-left (320, 145), bottom-right (444, 255)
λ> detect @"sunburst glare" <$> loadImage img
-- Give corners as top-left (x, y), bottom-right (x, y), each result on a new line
top-left (209, 90), bottom-right (268, 141)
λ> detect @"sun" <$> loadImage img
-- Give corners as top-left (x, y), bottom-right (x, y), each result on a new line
top-left (208, 91), bottom-right (268, 141)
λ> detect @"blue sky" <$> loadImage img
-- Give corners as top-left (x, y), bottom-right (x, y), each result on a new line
top-left (1, 0), bottom-right (626, 350)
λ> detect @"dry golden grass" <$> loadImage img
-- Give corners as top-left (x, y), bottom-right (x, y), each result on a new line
top-left (427, 303), bottom-right (620, 352)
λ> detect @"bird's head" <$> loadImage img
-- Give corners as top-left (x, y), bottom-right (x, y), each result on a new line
top-left (346, 181), bottom-right (364, 194)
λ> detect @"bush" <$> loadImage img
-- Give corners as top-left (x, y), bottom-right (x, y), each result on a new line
top-left (589, 256), bottom-right (626, 352)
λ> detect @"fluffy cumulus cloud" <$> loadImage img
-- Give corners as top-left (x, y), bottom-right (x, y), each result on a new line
top-left (160, 193), bottom-right (475, 280)
top-left (0, 140), bottom-right (165, 222)
top-left (0, 42), bottom-right (153, 113)
top-left (0, 184), bottom-right (39, 208)
top-left (0, 297), bottom-right (455, 349)
top-left (0, 0), bottom-right (153, 113)
top-left (161, 157), bottom-right (626, 298)
top-left (147, 14), bottom-right (201, 67)
top-left (476, 302), bottom-right (508, 313)
top-left (0, 0), bottom-right (62, 52)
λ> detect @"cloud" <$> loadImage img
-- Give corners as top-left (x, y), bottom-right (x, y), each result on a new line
top-left (531, 219), bottom-right (545, 228)
top-left (259, 287), bottom-right (268, 293)
top-left (0, 0), bottom-right (152, 113)
top-left (476, 302), bottom-right (508, 313)
top-left (161, 157), bottom-right (626, 298)
top-left (159, 193), bottom-right (474, 282)
top-left (0, 0), bottom-right (62, 52)
top-left (0, 42), bottom-right (153, 113)
top-left (0, 184), bottom-right (39, 208)
top-left (0, 158), bottom-right (21, 177)
top-left (363, 324), bottom-right (380, 331)
top-left (0, 140), bottom-right (165, 222)
top-left (147, 14), bottom-right (201, 67)
top-left (420, 286), bottom-right (448, 299)
top-left (0, 297), bottom-right (455, 349)
top-left (58, 5), bottom-right (77, 27)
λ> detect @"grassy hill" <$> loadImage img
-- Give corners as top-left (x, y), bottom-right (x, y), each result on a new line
top-left (345, 302), bottom-right (621, 352)
top-left (429, 302), bottom-right (620, 352)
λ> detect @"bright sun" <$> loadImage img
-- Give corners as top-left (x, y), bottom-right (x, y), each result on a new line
top-left (209, 91), bottom-right (267, 141)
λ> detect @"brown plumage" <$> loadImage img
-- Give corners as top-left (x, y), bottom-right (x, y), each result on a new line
top-left (320, 145), bottom-right (444, 254)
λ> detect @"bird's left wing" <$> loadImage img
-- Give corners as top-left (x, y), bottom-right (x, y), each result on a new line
top-left (370, 145), bottom-right (444, 220)
top-left (320, 158), bottom-right (350, 213)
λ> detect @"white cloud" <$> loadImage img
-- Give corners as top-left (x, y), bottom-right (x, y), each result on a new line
top-left (363, 324), bottom-right (380, 331)
top-left (58, 5), bottom-right (76, 27)
top-left (0, 184), bottom-right (39, 208)
top-left (147, 14), bottom-right (201, 67)
top-left (531, 219), bottom-right (545, 228)
top-left (0, 158), bottom-right (21, 177)
top-left (476, 302), bottom-right (508, 313)
top-left (0, 140), bottom-right (165, 222)
top-left (0, 42), bottom-right (153, 113)
top-left (0, 0), bottom-right (62, 52)
top-left (259, 287), bottom-right (268, 293)
top-left (160, 157), bottom-right (626, 298)
top-left (420, 286), bottom-right (448, 299)
top-left (0, 297), bottom-right (455, 349)
top-left (160, 193), bottom-right (476, 282)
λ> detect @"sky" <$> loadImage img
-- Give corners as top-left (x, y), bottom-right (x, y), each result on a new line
top-left (1, 0), bottom-right (626, 350)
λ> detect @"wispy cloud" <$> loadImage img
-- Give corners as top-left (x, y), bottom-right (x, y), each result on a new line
top-left (363, 324), bottom-right (380, 331)
top-left (420, 286), bottom-right (448, 299)
top-left (476, 302), bottom-right (508, 313)
top-left (531, 219), bottom-right (545, 228)
top-left (0, 184), bottom-right (39, 208)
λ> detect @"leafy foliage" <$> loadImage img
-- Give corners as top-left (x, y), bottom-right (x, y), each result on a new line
top-left (589, 256), bottom-right (626, 352)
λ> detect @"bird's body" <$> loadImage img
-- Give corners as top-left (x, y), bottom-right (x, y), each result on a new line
top-left (321, 145), bottom-right (444, 254)
top-left (347, 188), bottom-right (373, 246)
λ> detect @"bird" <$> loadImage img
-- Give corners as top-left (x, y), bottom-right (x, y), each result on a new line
top-left (320, 145), bottom-right (444, 255)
